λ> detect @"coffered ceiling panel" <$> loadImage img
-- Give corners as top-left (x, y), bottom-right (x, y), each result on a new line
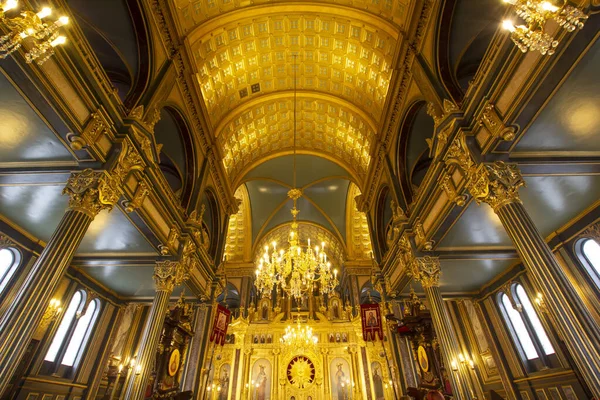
top-left (192, 12), bottom-right (398, 128)
top-left (175, 0), bottom-right (409, 32)
top-left (0, 72), bottom-right (74, 164)
top-left (514, 38), bottom-right (600, 153)
top-left (218, 94), bottom-right (376, 181)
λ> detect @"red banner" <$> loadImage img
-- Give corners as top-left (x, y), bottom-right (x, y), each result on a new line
top-left (361, 303), bottom-right (384, 341)
top-left (209, 304), bottom-right (231, 346)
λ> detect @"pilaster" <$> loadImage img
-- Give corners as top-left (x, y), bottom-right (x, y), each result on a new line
top-left (410, 256), bottom-right (478, 400)
top-left (0, 168), bottom-right (122, 395)
top-left (123, 260), bottom-right (189, 400)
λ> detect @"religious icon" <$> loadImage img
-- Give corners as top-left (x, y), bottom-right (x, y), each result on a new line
top-left (333, 299), bottom-right (340, 319)
top-left (266, 334), bottom-right (272, 344)
top-left (253, 335), bottom-right (259, 344)
top-left (366, 310), bottom-right (377, 326)
top-left (216, 313), bottom-right (227, 330)
top-left (168, 349), bottom-right (180, 377)
top-left (418, 345), bottom-right (429, 372)
top-left (262, 303), bottom-right (269, 320)
top-left (252, 359), bottom-right (271, 400)
top-left (218, 364), bottom-right (230, 400)
top-left (329, 333), bottom-right (335, 343)
top-left (330, 358), bottom-right (352, 400)
top-left (372, 362), bottom-right (385, 400)
top-left (342, 332), bottom-right (348, 343)
top-left (260, 334), bottom-right (266, 344)
top-left (336, 333), bottom-right (341, 342)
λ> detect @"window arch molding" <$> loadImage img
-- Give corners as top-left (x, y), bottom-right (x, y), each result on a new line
top-left (0, 245), bottom-right (22, 295)
top-left (575, 236), bottom-right (600, 289)
top-left (43, 289), bottom-right (102, 376)
top-left (497, 282), bottom-right (558, 371)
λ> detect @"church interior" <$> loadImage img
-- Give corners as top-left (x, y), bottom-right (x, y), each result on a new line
top-left (0, 0), bottom-right (599, 399)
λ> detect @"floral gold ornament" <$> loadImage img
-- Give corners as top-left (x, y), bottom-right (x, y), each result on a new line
top-left (254, 55), bottom-right (338, 301)
top-left (287, 356), bottom-right (316, 389)
top-left (0, 2), bottom-right (69, 64)
top-left (501, 0), bottom-right (588, 55)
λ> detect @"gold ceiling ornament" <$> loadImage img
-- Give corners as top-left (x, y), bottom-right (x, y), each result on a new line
top-left (254, 55), bottom-right (339, 302)
top-left (501, 0), bottom-right (588, 55)
top-left (0, 1), bottom-right (69, 64)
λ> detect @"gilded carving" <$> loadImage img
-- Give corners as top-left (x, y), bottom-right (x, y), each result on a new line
top-left (123, 180), bottom-right (149, 213)
top-left (414, 220), bottom-right (433, 251)
top-left (68, 110), bottom-right (112, 150)
top-left (479, 102), bottom-right (516, 142)
top-left (63, 169), bottom-right (121, 218)
top-left (0, 235), bottom-right (15, 249)
top-left (154, 260), bottom-right (189, 292)
top-left (440, 174), bottom-right (467, 207)
top-left (410, 256), bottom-right (441, 289)
top-left (582, 222), bottom-right (600, 242)
top-left (469, 162), bottom-right (524, 211)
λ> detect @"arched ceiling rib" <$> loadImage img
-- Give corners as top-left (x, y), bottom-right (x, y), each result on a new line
top-left (218, 93), bottom-right (377, 182)
top-left (254, 222), bottom-right (346, 270)
top-left (191, 11), bottom-right (399, 127)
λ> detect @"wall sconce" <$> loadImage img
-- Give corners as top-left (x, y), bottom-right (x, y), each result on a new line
top-left (0, 1), bottom-right (69, 64)
top-left (535, 292), bottom-right (547, 313)
top-left (451, 360), bottom-right (458, 372)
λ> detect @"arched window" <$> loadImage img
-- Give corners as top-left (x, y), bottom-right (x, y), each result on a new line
top-left (581, 238), bottom-right (600, 278)
top-left (0, 247), bottom-right (21, 294)
top-left (498, 283), bottom-right (555, 368)
top-left (44, 290), bottom-right (101, 371)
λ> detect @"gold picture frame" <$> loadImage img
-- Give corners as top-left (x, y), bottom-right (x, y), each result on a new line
top-left (417, 345), bottom-right (429, 372)
top-left (168, 348), bottom-right (181, 377)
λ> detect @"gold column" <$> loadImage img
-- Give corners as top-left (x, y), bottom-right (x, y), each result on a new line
top-left (411, 256), bottom-right (477, 400)
top-left (321, 348), bottom-right (330, 395)
top-left (123, 260), bottom-right (188, 400)
top-left (272, 349), bottom-right (280, 399)
top-left (466, 161), bottom-right (600, 397)
top-left (0, 169), bottom-right (120, 395)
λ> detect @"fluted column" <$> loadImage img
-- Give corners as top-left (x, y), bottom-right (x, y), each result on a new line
top-left (467, 161), bottom-right (600, 397)
top-left (411, 257), bottom-right (477, 400)
top-left (123, 261), bottom-right (188, 400)
top-left (0, 169), bottom-right (121, 394)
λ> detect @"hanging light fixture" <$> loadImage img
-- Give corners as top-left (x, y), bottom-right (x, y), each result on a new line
top-left (0, 1), bottom-right (69, 64)
top-left (254, 54), bottom-right (339, 302)
top-left (280, 319), bottom-right (318, 350)
top-left (501, 0), bottom-right (588, 55)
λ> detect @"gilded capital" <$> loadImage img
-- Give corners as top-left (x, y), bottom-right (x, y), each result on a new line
top-left (410, 256), bottom-right (441, 289)
top-left (468, 161), bottom-right (524, 212)
top-left (63, 169), bottom-right (121, 218)
top-left (154, 260), bottom-right (189, 292)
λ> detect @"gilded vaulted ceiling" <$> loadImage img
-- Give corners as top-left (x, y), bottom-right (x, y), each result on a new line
top-left (218, 93), bottom-right (376, 182)
top-left (254, 222), bottom-right (346, 270)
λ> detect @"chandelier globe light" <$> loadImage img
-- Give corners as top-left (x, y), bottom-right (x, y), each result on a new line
top-left (0, 1), bottom-right (69, 64)
top-left (254, 54), bottom-right (339, 302)
top-left (501, 0), bottom-right (588, 55)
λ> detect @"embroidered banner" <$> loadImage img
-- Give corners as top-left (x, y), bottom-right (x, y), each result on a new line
top-left (209, 304), bottom-right (231, 346)
top-left (361, 303), bottom-right (384, 341)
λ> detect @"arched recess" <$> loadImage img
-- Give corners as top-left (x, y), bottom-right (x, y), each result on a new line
top-left (224, 186), bottom-right (252, 262)
top-left (65, 0), bottom-right (152, 106)
top-left (436, 0), bottom-right (505, 96)
top-left (396, 101), bottom-right (433, 205)
top-left (345, 183), bottom-right (373, 261)
top-left (201, 188), bottom-right (221, 260)
top-left (374, 186), bottom-right (393, 256)
top-left (153, 106), bottom-right (196, 208)
top-left (360, 281), bottom-right (381, 304)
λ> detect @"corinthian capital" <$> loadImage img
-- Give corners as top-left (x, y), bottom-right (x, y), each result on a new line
top-left (63, 169), bottom-right (121, 218)
top-left (410, 256), bottom-right (441, 288)
top-left (154, 260), bottom-right (189, 292)
top-left (469, 161), bottom-right (524, 211)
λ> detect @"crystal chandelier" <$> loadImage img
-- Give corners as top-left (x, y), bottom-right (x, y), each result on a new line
top-left (0, 1), bottom-right (69, 64)
top-left (280, 319), bottom-right (318, 350)
top-left (502, 0), bottom-right (588, 55)
top-left (254, 55), bottom-right (339, 302)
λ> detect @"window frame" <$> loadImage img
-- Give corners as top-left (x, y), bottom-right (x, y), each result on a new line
top-left (497, 282), bottom-right (559, 372)
top-left (576, 237), bottom-right (600, 290)
top-left (42, 289), bottom-right (101, 377)
top-left (0, 246), bottom-right (22, 295)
